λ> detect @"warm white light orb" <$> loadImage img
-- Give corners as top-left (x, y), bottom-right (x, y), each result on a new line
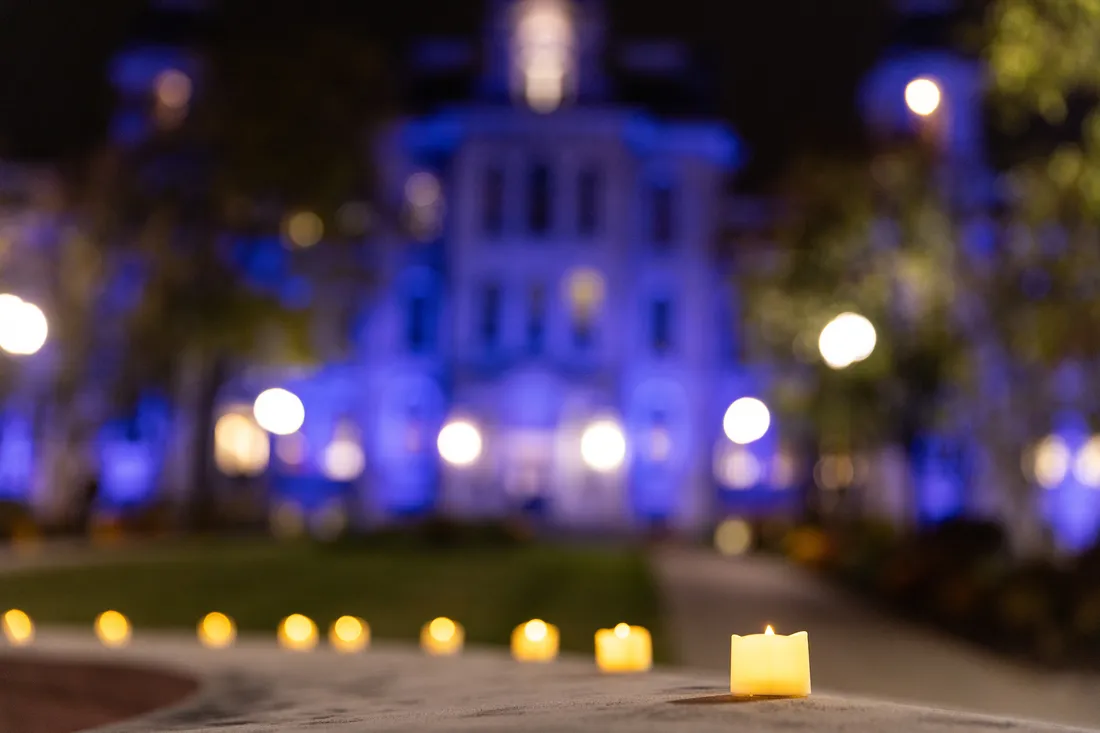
top-left (1034, 434), bottom-right (1070, 489)
top-left (284, 211), bottom-right (324, 248)
top-left (322, 438), bottom-right (365, 482)
top-left (905, 77), bottom-right (941, 117)
top-left (714, 447), bottom-right (762, 490)
top-left (253, 388), bottom-right (305, 436)
top-left (214, 412), bottom-right (270, 476)
top-left (405, 172), bottom-right (442, 209)
top-left (438, 420), bottom-right (483, 467)
top-left (818, 312), bottom-right (877, 370)
top-left (154, 69), bottom-right (192, 109)
top-left (1074, 436), bottom-right (1100, 488)
top-left (714, 518), bottom-right (753, 556)
top-left (722, 398), bottom-right (770, 445)
top-left (0, 298), bottom-right (48, 356)
top-left (580, 419), bottom-right (627, 472)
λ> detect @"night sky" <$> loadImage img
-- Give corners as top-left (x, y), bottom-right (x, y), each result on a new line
top-left (0, 0), bottom-right (900, 187)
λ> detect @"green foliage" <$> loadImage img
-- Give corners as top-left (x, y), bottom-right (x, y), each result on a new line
top-left (988, 0), bottom-right (1100, 216)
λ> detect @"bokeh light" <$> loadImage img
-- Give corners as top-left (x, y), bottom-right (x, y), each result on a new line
top-left (0, 296), bottom-right (48, 356)
top-left (284, 211), bottom-right (324, 248)
top-left (1075, 436), bottom-right (1100, 488)
top-left (714, 446), bottom-right (762, 489)
top-left (278, 613), bottom-right (318, 652)
top-left (814, 454), bottom-right (856, 490)
top-left (405, 172), bottom-right (442, 209)
top-left (2, 609), bottom-right (34, 646)
top-left (565, 268), bottom-right (606, 316)
top-left (524, 619), bottom-right (548, 642)
top-left (322, 426), bottom-right (365, 482)
top-left (722, 398), bottom-right (770, 445)
top-left (270, 501), bottom-right (306, 540)
top-left (309, 499), bottom-right (348, 542)
top-left (905, 77), bottom-right (942, 117)
top-left (580, 419), bottom-right (627, 472)
top-left (253, 388), bottom-right (305, 436)
top-left (818, 312), bottom-right (876, 370)
top-left (154, 69), bottom-right (192, 109)
top-left (213, 411), bottom-right (270, 476)
top-left (1033, 435), bottom-right (1070, 489)
top-left (329, 615), bottom-right (370, 653)
top-left (198, 612), bottom-right (236, 649)
top-left (95, 610), bottom-right (132, 648)
top-left (714, 518), bottom-right (753, 556)
top-left (438, 420), bottom-right (483, 467)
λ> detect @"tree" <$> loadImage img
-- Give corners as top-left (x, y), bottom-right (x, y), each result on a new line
top-left (67, 8), bottom-right (392, 528)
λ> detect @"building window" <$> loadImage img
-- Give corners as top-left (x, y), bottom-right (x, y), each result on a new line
top-left (526, 283), bottom-right (546, 354)
top-left (479, 283), bottom-right (502, 348)
top-left (528, 162), bottom-right (552, 235)
top-left (650, 298), bottom-right (671, 354)
top-left (565, 268), bottom-right (604, 352)
top-left (577, 167), bottom-right (600, 236)
top-left (406, 295), bottom-right (427, 352)
top-left (651, 184), bottom-right (674, 246)
top-left (483, 165), bottom-right (505, 236)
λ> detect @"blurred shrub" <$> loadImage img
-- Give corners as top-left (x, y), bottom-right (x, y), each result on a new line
top-left (0, 500), bottom-right (32, 540)
top-left (784, 525), bottom-right (833, 568)
top-left (320, 518), bottom-right (530, 554)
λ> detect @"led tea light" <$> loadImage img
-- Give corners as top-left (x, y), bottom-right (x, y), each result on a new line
top-left (511, 619), bottom-right (559, 662)
top-left (730, 625), bottom-right (811, 698)
top-left (278, 614), bottom-right (319, 652)
top-left (421, 616), bottom-right (464, 656)
top-left (2, 609), bottom-right (34, 646)
top-left (198, 612), bottom-right (236, 649)
top-left (95, 610), bottom-right (132, 648)
top-left (594, 623), bottom-right (652, 673)
top-left (329, 615), bottom-right (370, 653)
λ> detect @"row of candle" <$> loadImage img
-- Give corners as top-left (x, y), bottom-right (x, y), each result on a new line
top-left (1, 608), bottom-right (810, 696)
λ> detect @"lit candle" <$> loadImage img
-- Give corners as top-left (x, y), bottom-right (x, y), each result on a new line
top-left (198, 612), bottom-right (236, 649)
top-left (730, 625), bottom-right (811, 698)
top-left (511, 619), bottom-right (559, 662)
top-left (421, 617), bottom-right (464, 656)
top-left (2, 609), bottom-right (34, 646)
top-left (329, 615), bottom-right (370, 653)
top-left (594, 623), bottom-right (652, 673)
top-left (278, 613), bottom-right (319, 652)
top-left (95, 610), bottom-right (132, 648)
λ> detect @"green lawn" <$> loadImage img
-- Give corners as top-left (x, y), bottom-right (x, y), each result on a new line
top-left (0, 539), bottom-right (670, 661)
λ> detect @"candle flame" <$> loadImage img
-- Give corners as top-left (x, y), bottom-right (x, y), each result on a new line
top-left (429, 617), bottom-right (456, 642)
top-left (765, 625), bottom-right (774, 635)
top-left (614, 623), bottom-right (631, 639)
top-left (525, 619), bottom-right (548, 642)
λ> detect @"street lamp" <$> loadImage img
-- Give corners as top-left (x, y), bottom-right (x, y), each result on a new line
top-left (818, 313), bottom-right (877, 370)
top-left (0, 294), bottom-right (48, 356)
top-left (905, 77), bottom-right (941, 117)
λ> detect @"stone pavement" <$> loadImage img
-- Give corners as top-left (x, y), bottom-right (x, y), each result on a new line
top-left (652, 547), bottom-right (1100, 730)
top-left (8, 631), bottom-right (1098, 733)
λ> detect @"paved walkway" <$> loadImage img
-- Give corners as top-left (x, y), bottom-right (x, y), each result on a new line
top-left (8, 632), bottom-right (1096, 733)
top-left (652, 547), bottom-right (1100, 730)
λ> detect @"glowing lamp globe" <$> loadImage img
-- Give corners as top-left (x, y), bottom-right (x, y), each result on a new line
top-left (438, 420), bottom-right (483, 467)
top-left (818, 312), bottom-right (877, 370)
top-left (580, 420), bottom-right (627, 472)
top-left (722, 398), bottom-right (770, 445)
top-left (253, 388), bottom-right (305, 436)
top-left (0, 297), bottom-right (48, 356)
top-left (905, 77), bottom-right (941, 117)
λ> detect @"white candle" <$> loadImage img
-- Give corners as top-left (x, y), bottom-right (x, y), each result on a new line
top-left (730, 625), bottom-right (811, 697)
top-left (595, 623), bottom-right (652, 673)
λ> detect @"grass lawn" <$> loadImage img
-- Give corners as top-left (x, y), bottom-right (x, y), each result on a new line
top-left (0, 538), bottom-right (671, 661)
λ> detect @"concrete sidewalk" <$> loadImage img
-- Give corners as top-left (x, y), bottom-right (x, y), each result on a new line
top-left (6, 631), bottom-right (1096, 733)
top-left (652, 547), bottom-right (1100, 729)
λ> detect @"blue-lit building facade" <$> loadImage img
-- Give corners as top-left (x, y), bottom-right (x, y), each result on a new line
top-left (3, 0), bottom-right (1100, 548)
